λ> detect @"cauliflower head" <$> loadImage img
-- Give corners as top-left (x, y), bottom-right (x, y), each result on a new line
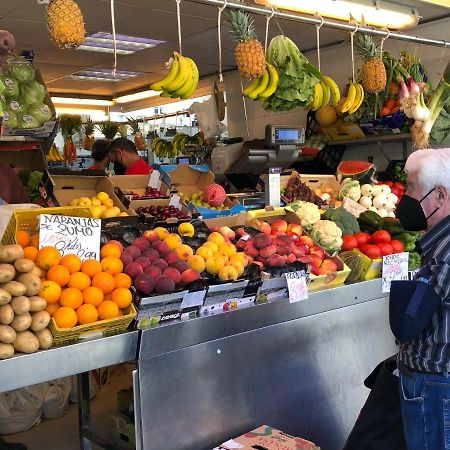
top-left (288, 201), bottom-right (321, 227)
top-left (338, 179), bottom-right (361, 202)
top-left (310, 220), bottom-right (343, 254)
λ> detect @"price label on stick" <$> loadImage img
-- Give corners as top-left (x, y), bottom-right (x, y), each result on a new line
top-left (285, 271), bottom-right (308, 303)
top-left (148, 170), bottom-right (162, 190)
top-left (382, 252), bottom-right (409, 293)
top-left (39, 214), bottom-right (101, 261)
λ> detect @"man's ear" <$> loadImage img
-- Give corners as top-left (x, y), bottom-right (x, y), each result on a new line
top-left (437, 185), bottom-right (449, 205)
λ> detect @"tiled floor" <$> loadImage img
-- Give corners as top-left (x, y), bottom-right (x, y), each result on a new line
top-left (2, 364), bottom-right (134, 450)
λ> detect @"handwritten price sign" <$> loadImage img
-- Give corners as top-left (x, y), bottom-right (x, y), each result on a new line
top-left (39, 214), bottom-right (101, 260)
top-left (285, 271), bottom-right (308, 303)
top-left (382, 252), bottom-right (409, 293)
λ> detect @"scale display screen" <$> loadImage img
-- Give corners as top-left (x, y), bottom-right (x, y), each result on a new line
top-left (265, 125), bottom-right (305, 146)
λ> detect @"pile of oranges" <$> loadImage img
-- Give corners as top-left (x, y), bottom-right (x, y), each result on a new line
top-left (15, 231), bottom-right (132, 330)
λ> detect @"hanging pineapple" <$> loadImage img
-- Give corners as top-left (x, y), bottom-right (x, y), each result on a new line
top-left (46, 0), bottom-right (85, 50)
top-left (118, 123), bottom-right (128, 138)
top-left (225, 9), bottom-right (266, 79)
top-left (82, 118), bottom-right (95, 151)
top-left (355, 33), bottom-right (387, 94)
top-left (96, 121), bottom-right (119, 142)
top-left (127, 117), bottom-right (147, 150)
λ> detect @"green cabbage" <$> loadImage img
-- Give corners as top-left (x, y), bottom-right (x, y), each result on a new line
top-left (8, 59), bottom-right (35, 83)
top-left (0, 76), bottom-right (20, 99)
top-left (7, 99), bottom-right (26, 115)
top-left (22, 81), bottom-right (46, 106)
top-left (29, 104), bottom-right (52, 123)
top-left (19, 114), bottom-right (41, 129)
top-left (3, 110), bottom-right (18, 128)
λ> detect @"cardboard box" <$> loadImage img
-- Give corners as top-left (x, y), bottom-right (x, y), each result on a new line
top-left (322, 123), bottom-right (365, 141)
top-left (110, 173), bottom-right (170, 199)
top-left (156, 163), bottom-right (211, 187)
top-left (203, 212), bottom-right (248, 230)
top-left (109, 413), bottom-right (135, 450)
top-left (0, 143), bottom-right (47, 172)
top-left (217, 425), bottom-right (319, 450)
top-left (353, 249), bottom-right (382, 280)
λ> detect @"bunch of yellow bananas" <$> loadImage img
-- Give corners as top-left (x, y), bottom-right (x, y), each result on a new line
top-left (310, 76), bottom-right (341, 111)
top-left (48, 144), bottom-right (64, 162)
top-left (150, 52), bottom-right (199, 100)
top-left (339, 82), bottom-right (365, 115)
top-left (243, 63), bottom-right (279, 101)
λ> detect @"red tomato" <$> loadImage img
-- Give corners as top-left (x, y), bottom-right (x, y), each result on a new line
top-left (371, 230), bottom-right (392, 244)
top-left (391, 186), bottom-right (402, 197)
top-left (390, 240), bottom-right (405, 253)
top-left (342, 235), bottom-right (359, 251)
top-left (384, 181), bottom-right (393, 187)
top-left (394, 182), bottom-right (406, 192)
top-left (378, 243), bottom-right (394, 256)
top-left (354, 232), bottom-right (371, 246)
top-left (360, 244), bottom-right (382, 259)
top-left (385, 99), bottom-right (395, 110)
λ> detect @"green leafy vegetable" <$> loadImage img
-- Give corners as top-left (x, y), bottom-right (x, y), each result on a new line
top-left (17, 169), bottom-right (43, 201)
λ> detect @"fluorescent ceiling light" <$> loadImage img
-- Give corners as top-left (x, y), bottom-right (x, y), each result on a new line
top-left (419, 0), bottom-right (450, 6)
top-left (54, 108), bottom-right (108, 115)
top-left (68, 68), bottom-right (145, 83)
top-left (52, 97), bottom-right (114, 106)
top-left (115, 90), bottom-right (161, 104)
top-left (78, 32), bottom-right (165, 55)
top-left (254, 0), bottom-right (419, 29)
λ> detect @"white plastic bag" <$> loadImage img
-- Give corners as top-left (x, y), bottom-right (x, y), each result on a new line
top-left (0, 383), bottom-right (48, 434)
top-left (42, 377), bottom-right (72, 419)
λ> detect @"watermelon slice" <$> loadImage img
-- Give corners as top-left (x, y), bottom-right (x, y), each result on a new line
top-left (337, 161), bottom-right (376, 184)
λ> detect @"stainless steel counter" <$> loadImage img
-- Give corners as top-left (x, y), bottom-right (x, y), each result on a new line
top-left (136, 279), bottom-right (397, 450)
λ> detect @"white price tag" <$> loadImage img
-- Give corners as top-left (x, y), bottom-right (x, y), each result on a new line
top-left (285, 271), bottom-right (308, 303)
top-left (382, 252), bottom-right (409, 293)
top-left (265, 168), bottom-right (281, 208)
top-left (148, 170), bottom-right (162, 189)
top-left (39, 214), bottom-right (101, 260)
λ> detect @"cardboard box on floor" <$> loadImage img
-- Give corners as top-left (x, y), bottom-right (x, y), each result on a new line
top-left (0, 144), bottom-right (47, 172)
top-left (217, 425), bottom-right (319, 450)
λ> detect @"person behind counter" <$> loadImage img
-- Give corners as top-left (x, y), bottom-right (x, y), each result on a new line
top-left (88, 139), bottom-right (110, 171)
top-left (0, 162), bottom-right (29, 204)
top-left (109, 138), bottom-right (152, 175)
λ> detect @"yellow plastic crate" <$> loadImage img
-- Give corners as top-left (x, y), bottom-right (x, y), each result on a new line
top-left (353, 249), bottom-right (383, 281)
top-left (2, 206), bottom-right (92, 245)
top-left (49, 303), bottom-right (137, 347)
top-left (307, 262), bottom-right (351, 292)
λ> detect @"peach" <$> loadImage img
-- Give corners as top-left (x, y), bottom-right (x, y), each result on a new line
top-left (259, 221), bottom-right (272, 235)
top-left (285, 253), bottom-right (297, 264)
top-left (216, 251), bottom-right (229, 262)
top-left (219, 242), bottom-right (237, 257)
top-left (219, 226), bottom-right (235, 242)
top-left (152, 259), bottom-right (169, 271)
top-left (163, 234), bottom-right (182, 251)
top-left (266, 255), bottom-right (286, 267)
top-left (142, 230), bottom-right (160, 243)
top-left (133, 237), bottom-right (150, 252)
top-left (275, 235), bottom-right (292, 247)
top-left (177, 222), bottom-right (195, 238)
top-left (207, 231), bottom-right (225, 246)
top-left (125, 262), bottom-right (144, 280)
top-left (196, 246), bottom-right (213, 260)
top-left (135, 256), bottom-right (152, 270)
top-left (175, 244), bottom-right (194, 261)
top-left (135, 274), bottom-right (155, 295)
top-left (123, 245), bottom-right (141, 261)
top-left (252, 261), bottom-right (264, 270)
top-left (277, 245), bottom-right (291, 256)
top-left (181, 269), bottom-right (201, 285)
top-left (259, 245), bottom-right (277, 258)
top-left (271, 219), bottom-right (288, 234)
top-left (163, 250), bottom-right (179, 266)
top-left (163, 267), bottom-right (182, 285)
top-left (144, 265), bottom-right (162, 279)
top-left (154, 275), bottom-right (175, 294)
top-left (235, 228), bottom-right (247, 239)
top-left (287, 223), bottom-right (303, 236)
top-left (154, 227), bottom-right (169, 240)
top-left (121, 253), bottom-right (133, 266)
top-left (236, 239), bottom-right (248, 251)
top-left (187, 255), bottom-right (206, 273)
top-left (321, 258), bottom-right (338, 273)
top-left (205, 256), bottom-right (226, 275)
top-left (310, 262), bottom-right (321, 276)
top-left (244, 254), bottom-right (254, 265)
top-left (218, 265), bottom-right (239, 282)
top-left (253, 233), bottom-right (272, 250)
top-left (152, 240), bottom-right (169, 256)
top-left (143, 248), bottom-right (160, 262)
top-left (228, 261), bottom-right (244, 277)
top-left (209, 226), bottom-right (220, 232)
top-left (171, 260), bottom-right (189, 273)
top-left (291, 245), bottom-right (308, 258)
top-left (299, 235), bottom-right (314, 248)
top-left (203, 241), bottom-right (219, 253)
top-left (244, 242), bottom-right (259, 258)
top-left (255, 255), bottom-right (267, 266)
top-left (310, 246), bottom-right (326, 260)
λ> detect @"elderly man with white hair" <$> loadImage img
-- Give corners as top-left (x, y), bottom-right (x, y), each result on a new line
top-left (392, 147), bottom-right (450, 450)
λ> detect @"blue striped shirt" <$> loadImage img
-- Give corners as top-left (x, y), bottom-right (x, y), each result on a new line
top-left (399, 215), bottom-right (450, 373)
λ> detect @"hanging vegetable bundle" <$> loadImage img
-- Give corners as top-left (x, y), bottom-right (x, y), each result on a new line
top-left (59, 114), bottom-right (82, 165)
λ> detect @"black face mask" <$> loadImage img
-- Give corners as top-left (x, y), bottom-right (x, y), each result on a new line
top-left (114, 160), bottom-right (126, 175)
top-left (396, 188), bottom-right (439, 231)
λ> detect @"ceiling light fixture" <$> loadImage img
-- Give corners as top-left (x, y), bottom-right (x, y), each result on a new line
top-left (114, 90), bottom-right (161, 104)
top-left (419, 0), bottom-right (450, 7)
top-left (78, 32), bottom-right (165, 55)
top-left (68, 68), bottom-right (145, 83)
top-left (52, 97), bottom-right (114, 106)
top-left (254, 0), bottom-right (419, 29)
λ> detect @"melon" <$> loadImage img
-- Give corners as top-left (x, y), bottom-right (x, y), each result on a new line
top-left (315, 106), bottom-right (338, 127)
top-left (337, 161), bottom-right (376, 184)
top-left (203, 183), bottom-right (226, 207)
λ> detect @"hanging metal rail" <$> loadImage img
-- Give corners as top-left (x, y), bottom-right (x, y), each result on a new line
top-left (185, 0), bottom-right (450, 48)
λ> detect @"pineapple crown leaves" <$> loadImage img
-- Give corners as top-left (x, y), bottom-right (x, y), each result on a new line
top-left (225, 8), bottom-right (258, 42)
top-left (83, 117), bottom-right (95, 135)
top-left (95, 121), bottom-right (119, 140)
top-left (126, 116), bottom-right (141, 134)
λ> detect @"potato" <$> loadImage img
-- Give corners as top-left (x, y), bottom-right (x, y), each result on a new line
top-left (11, 313), bottom-right (32, 332)
top-left (14, 258), bottom-right (35, 274)
top-left (0, 305), bottom-right (14, 325)
top-left (30, 311), bottom-right (50, 332)
top-left (0, 325), bottom-right (16, 344)
top-left (0, 288), bottom-right (11, 306)
top-left (0, 264), bottom-right (16, 283)
top-left (17, 274), bottom-right (41, 296)
top-left (0, 245), bottom-right (24, 263)
top-left (10, 296), bottom-right (31, 315)
top-left (29, 296), bottom-right (47, 312)
top-left (30, 266), bottom-right (42, 278)
top-left (1, 281), bottom-right (27, 297)
top-left (0, 343), bottom-right (14, 359)
top-left (13, 331), bottom-right (39, 354)
top-left (35, 329), bottom-right (53, 350)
